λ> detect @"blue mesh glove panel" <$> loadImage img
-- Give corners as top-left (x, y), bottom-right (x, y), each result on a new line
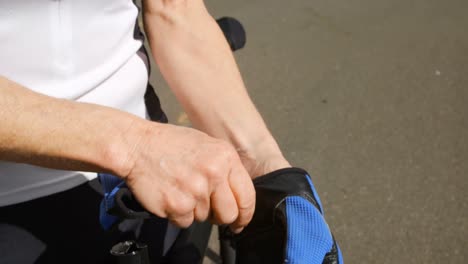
top-left (285, 196), bottom-right (333, 263)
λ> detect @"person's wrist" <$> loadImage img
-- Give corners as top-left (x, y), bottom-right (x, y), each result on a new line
top-left (236, 135), bottom-right (291, 179)
top-left (101, 116), bottom-right (152, 179)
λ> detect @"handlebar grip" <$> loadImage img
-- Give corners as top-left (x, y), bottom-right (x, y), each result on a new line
top-left (107, 186), bottom-right (151, 220)
top-left (216, 17), bottom-right (246, 51)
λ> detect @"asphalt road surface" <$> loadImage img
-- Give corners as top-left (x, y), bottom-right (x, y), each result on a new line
top-left (145, 0), bottom-right (468, 263)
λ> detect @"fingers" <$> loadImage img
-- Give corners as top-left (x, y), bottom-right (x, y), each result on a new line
top-left (166, 191), bottom-right (196, 228)
top-left (126, 124), bottom-right (256, 230)
top-left (170, 212), bottom-right (194, 228)
top-left (193, 194), bottom-right (210, 222)
top-left (168, 148), bottom-right (255, 231)
top-left (210, 182), bottom-right (238, 225)
top-left (168, 175), bottom-right (211, 226)
top-left (194, 204), bottom-right (209, 222)
top-left (227, 160), bottom-right (256, 233)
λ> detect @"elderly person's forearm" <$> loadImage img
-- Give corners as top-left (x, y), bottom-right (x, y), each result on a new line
top-left (143, 0), bottom-right (290, 176)
top-left (0, 76), bottom-right (139, 174)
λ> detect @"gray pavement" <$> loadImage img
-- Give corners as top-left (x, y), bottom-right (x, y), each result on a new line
top-left (147, 0), bottom-right (468, 263)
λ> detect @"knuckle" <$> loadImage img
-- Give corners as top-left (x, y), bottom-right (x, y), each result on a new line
top-left (160, 193), bottom-right (173, 214)
top-left (190, 178), bottom-right (208, 199)
top-left (204, 143), bottom-right (236, 179)
top-left (203, 163), bottom-right (224, 180)
top-left (166, 195), bottom-right (194, 216)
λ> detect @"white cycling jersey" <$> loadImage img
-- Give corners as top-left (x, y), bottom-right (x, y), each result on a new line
top-left (0, 0), bottom-right (149, 206)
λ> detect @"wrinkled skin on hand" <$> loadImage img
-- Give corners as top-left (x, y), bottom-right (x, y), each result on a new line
top-left (122, 123), bottom-right (256, 233)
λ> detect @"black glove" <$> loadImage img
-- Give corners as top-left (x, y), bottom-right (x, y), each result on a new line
top-left (220, 167), bottom-right (343, 264)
